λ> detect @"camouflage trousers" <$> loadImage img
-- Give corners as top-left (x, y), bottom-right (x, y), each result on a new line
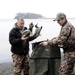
top-left (12, 53), bottom-right (29, 75)
top-left (59, 52), bottom-right (75, 75)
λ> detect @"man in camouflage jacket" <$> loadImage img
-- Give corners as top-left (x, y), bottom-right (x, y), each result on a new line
top-left (40, 12), bottom-right (75, 75)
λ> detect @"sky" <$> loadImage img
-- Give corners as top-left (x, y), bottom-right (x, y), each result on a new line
top-left (0, 0), bottom-right (75, 19)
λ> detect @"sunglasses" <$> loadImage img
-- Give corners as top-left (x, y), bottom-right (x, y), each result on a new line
top-left (57, 18), bottom-right (64, 22)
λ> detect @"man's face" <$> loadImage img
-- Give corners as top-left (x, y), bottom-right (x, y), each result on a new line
top-left (57, 18), bottom-right (66, 26)
top-left (17, 19), bottom-right (24, 29)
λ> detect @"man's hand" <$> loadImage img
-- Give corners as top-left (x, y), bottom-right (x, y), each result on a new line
top-left (40, 42), bottom-right (48, 46)
top-left (21, 35), bottom-right (28, 41)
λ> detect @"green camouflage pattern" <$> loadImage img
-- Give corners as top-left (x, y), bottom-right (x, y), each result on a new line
top-left (53, 12), bottom-right (66, 21)
top-left (48, 22), bottom-right (75, 52)
top-left (59, 52), bottom-right (75, 75)
top-left (12, 54), bottom-right (29, 75)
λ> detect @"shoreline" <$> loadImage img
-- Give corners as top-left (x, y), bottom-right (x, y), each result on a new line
top-left (0, 62), bottom-right (13, 75)
top-left (0, 61), bottom-right (75, 75)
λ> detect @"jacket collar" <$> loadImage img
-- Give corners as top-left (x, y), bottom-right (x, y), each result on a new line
top-left (62, 20), bottom-right (67, 27)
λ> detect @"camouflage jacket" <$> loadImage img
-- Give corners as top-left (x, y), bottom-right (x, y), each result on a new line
top-left (48, 21), bottom-right (75, 52)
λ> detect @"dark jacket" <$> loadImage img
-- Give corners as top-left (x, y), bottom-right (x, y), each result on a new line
top-left (9, 27), bottom-right (37, 55)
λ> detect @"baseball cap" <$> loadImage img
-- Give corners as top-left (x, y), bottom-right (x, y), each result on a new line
top-left (53, 12), bottom-right (66, 21)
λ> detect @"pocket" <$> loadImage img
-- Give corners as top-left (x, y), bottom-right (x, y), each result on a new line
top-left (12, 54), bottom-right (23, 63)
top-left (63, 42), bottom-right (73, 50)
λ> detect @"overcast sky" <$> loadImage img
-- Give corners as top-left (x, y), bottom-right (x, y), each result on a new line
top-left (0, 0), bottom-right (75, 19)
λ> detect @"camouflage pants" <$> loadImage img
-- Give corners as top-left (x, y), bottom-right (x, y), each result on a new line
top-left (12, 53), bottom-right (29, 75)
top-left (59, 52), bottom-right (75, 75)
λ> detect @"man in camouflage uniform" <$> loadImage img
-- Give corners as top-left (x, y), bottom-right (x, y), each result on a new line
top-left (9, 19), bottom-right (39, 75)
top-left (40, 12), bottom-right (75, 75)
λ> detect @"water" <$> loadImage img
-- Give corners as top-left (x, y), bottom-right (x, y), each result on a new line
top-left (0, 19), bottom-right (75, 63)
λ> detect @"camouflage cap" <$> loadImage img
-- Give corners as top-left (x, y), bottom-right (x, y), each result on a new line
top-left (53, 12), bottom-right (66, 21)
